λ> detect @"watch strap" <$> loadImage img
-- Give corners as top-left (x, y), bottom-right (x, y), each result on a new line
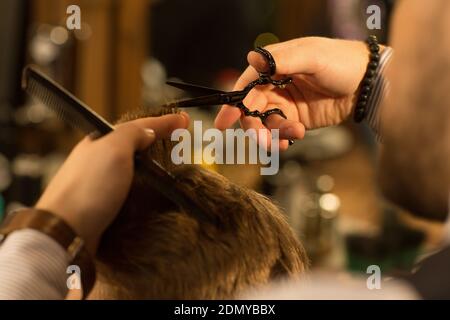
top-left (0, 208), bottom-right (96, 299)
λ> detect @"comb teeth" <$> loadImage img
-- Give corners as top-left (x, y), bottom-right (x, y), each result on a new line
top-left (22, 66), bottom-right (113, 135)
top-left (26, 76), bottom-right (86, 132)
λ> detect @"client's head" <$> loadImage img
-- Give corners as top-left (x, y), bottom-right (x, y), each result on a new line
top-left (90, 108), bottom-right (308, 299)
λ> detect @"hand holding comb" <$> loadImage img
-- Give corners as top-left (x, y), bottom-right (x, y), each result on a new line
top-left (21, 66), bottom-right (212, 224)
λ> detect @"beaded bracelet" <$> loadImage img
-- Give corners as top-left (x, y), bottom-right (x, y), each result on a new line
top-left (354, 35), bottom-right (381, 123)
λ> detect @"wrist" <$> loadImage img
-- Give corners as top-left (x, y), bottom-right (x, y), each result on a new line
top-left (351, 43), bottom-right (387, 109)
top-left (0, 208), bottom-right (97, 298)
top-left (364, 46), bottom-right (393, 139)
top-left (34, 200), bottom-right (99, 256)
top-left (353, 36), bottom-right (381, 122)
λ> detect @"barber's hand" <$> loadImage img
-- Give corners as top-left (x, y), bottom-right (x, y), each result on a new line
top-left (36, 113), bottom-right (190, 255)
top-left (215, 37), bottom-right (373, 150)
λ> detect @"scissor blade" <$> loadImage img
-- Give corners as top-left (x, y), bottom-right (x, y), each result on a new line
top-left (170, 94), bottom-right (227, 108)
top-left (166, 80), bottom-right (225, 96)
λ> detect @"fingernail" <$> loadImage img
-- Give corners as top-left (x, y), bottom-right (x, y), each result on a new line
top-left (144, 128), bottom-right (155, 139)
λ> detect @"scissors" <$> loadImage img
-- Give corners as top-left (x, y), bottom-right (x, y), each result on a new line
top-left (166, 47), bottom-right (295, 146)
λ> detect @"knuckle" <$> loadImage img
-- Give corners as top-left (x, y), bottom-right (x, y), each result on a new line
top-left (309, 53), bottom-right (322, 71)
top-left (120, 122), bottom-right (141, 134)
top-left (298, 36), bottom-right (320, 45)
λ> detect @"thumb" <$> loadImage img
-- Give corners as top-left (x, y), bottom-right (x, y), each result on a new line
top-left (105, 124), bottom-right (156, 152)
top-left (247, 44), bottom-right (319, 76)
top-left (108, 113), bottom-right (190, 152)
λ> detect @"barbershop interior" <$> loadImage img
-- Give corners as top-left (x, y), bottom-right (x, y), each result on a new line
top-left (0, 0), bottom-right (448, 300)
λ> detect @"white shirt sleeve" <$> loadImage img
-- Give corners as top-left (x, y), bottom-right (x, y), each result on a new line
top-left (0, 229), bottom-right (70, 300)
top-left (364, 47), bottom-right (394, 140)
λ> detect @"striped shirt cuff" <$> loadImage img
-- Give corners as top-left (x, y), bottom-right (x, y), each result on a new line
top-left (364, 46), bottom-right (393, 140)
top-left (0, 229), bottom-right (70, 299)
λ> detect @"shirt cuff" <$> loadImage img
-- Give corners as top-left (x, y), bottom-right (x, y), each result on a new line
top-left (0, 229), bottom-right (70, 299)
top-left (364, 46), bottom-right (393, 141)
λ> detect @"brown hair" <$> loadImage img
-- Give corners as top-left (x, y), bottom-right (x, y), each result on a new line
top-left (91, 108), bottom-right (308, 299)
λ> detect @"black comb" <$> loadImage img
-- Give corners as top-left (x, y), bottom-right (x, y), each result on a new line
top-left (22, 66), bottom-right (114, 136)
top-left (22, 65), bottom-right (214, 225)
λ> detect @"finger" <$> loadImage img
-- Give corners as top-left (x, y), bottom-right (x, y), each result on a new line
top-left (106, 113), bottom-right (190, 152)
top-left (233, 65), bottom-right (260, 90)
top-left (215, 105), bottom-right (242, 130)
top-left (215, 88), bottom-right (273, 132)
top-left (242, 88), bottom-right (269, 113)
top-left (262, 99), bottom-right (305, 151)
top-left (247, 42), bottom-right (320, 76)
top-left (215, 66), bottom-right (260, 130)
top-left (240, 90), bottom-right (272, 148)
top-left (264, 113), bottom-right (306, 141)
top-left (262, 97), bottom-right (305, 145)
top-left (240, 91), bottom-right (299, 151)
top-left (262, 113), bottom-right (297, 152)
top-left (248, 40), bottom-right (297, 72)
top-left (240, 116), bottom-right (271, 150)
top-left (244, 83), bottom-right (297, 116)
top-left (117, 112), bottom-right (190, 139)
top-left (107, 123), bottom-right (156, 152)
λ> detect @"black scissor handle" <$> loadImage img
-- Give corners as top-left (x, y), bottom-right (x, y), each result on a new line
top-left (244, 47), bottom-right (293, 92)
top-left (241, 47), bottom-right (294, 146)
top-left (243, 75), bottom-right (293, 92)
top-left (254, 47), bottom-right (277, 76)
top-left (238, 102), bottom-right (294, 146)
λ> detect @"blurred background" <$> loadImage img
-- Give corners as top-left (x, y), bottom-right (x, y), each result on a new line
top-left (0, 0), bottom-right (445, 279)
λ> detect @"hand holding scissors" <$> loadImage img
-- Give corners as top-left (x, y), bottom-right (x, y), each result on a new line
top-left (215, 37), bottom-right (375, 150)
top-left (166, 47), bottom-right (296, 148)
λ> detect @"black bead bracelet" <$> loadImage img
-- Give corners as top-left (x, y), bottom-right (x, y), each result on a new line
top-left (354, 35), bottom-right (380, 123)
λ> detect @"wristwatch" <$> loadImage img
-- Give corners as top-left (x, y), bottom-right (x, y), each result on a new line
top-left (0, 208), bottom-right (96, 299)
